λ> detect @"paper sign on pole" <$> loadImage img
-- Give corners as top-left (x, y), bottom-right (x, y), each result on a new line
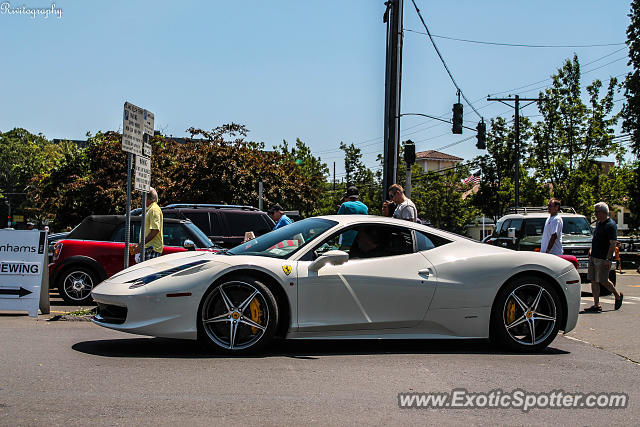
top-left (134, 155), bottom-right (151, 192)
top-left (122, 102), bottom-right (144, 156)
top-left (0, 230), bottom-right (47, 317)
top-left (142, 109), bottom-right (154, 158)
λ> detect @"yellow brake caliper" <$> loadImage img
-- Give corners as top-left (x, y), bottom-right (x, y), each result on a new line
top-left (249, 298), bottom-right (263, 334)
top-left (506, 299), bottom-right (516, 324)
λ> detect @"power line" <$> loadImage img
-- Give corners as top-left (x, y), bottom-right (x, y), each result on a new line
top-left (409, 0), bottom-right (483, 121)
top-left (404, 28), bottom-right (625, 48)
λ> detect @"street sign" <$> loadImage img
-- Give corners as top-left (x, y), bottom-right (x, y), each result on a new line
top-left (122, 102), bottom-right (144, 156)
top-left (143, 109), bottom-right (154, 138)
top-left (134, 155), bottom-right (151, 192)
top-left (0, 230), bottom-right (47, 317)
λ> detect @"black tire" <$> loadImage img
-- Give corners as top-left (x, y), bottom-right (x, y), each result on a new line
top-left (599, 270), bottom-right (617, 297)
top-left (490, 276), bottom-right (563, 352)
top-left (57, 266), bottom-right (98, 305)
top-left (198, 275), bottom-right (278, 354)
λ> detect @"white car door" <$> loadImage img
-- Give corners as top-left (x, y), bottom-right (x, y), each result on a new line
top-left (296, 225), bottom-right (437, 333)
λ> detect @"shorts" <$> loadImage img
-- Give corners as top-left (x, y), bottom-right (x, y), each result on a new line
top-left (587, 256), bottom-right (610, 284)
top-left (135, 246), bottom-right (162, 263)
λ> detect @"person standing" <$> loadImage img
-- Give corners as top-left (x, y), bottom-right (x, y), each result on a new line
top-left (338, 186), bottom-right (368, 215)
top-left (584, 202), bottom-right (623, 312)
top-left (131, 187), bottom-right (163, 262)
top-left (388, 184), bottom-right (417, 222)
top-left (540, 198), bottom-right (563, 255)
top-left (615, 241), bottom-right (622, 274)
top-left (268, 204), bottom-right (293, 230)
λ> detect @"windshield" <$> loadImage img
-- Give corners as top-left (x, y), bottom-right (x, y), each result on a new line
top-left (227, 218), bottom-right (338, 259)
top-left (563, 216), bottom-right (592, 235)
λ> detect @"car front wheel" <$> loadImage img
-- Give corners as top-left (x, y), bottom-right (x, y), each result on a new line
top-left (491, 276), bottom-right (563, 352)
top-left (198, 276), bottom-right (278, 354)
top-left (58, 266), bottom-right (98, 305)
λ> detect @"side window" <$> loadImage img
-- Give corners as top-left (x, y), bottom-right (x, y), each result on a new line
top-left (111, 223), bottom-right (140, 243)
top-left (181, 212), bottom-right (210, 235)
top-left (163, 223), bottom-right (190, 247)
top-left (510, 219), bottom-right (523, 237)
top-left (498, 219), bottom-right (512, 237)
top-left (523, 218), bottom-right (545, 236)
top-left (225, 213), bottom-right (271, 237)
top-left (312, 225), bottom-right (414, 260)
top-left (416, 231), bottom-right (452, 251)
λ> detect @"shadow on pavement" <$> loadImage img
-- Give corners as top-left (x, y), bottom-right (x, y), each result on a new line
top-left (72, 337), bottom-right (569, 359)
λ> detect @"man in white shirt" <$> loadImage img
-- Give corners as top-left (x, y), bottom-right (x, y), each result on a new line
top-left (540, 198), bottom-right (563, 255)
top-left (388, 183), bottom-right (418, 222)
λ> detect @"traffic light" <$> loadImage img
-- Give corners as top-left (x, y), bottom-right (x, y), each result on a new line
top-left (476, 120), bottom-right (486, 149)
top-left (403, 140), bottom-right (415, 165)
top-left (452, 103), bottom-right (463, 134)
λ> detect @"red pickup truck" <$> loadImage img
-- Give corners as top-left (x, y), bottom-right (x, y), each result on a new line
top-left (49, 215), bottom-right (220, 304)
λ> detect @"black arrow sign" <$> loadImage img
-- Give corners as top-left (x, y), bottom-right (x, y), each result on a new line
top-left (0, 287), bottom-right (32, 297)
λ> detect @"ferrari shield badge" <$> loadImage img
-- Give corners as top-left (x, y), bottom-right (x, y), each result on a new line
top-left (282, 265), bottom-right (292, 276)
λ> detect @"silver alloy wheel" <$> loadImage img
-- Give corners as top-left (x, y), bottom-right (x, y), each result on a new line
top-left (503, 283), bottom-right (556, 346)
top-left (201, 281), bottom-right (270, 350)
top-left (62, 271), bottom-right (94, 302)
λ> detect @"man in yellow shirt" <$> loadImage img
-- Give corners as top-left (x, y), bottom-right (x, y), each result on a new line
top-left (132, 187), bottom-right (163, 262)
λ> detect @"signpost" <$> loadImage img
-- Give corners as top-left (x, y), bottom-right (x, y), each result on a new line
top-left (122, 102), bottom-right (154, 268)
top-left (0, 230), bottom-right (48, 317)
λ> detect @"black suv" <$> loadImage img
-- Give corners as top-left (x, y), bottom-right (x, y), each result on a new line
top-left (158, 204), bottom-right (275, 248)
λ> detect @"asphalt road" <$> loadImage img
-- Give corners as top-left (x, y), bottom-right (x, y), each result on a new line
top-left (1, 273), bottom-right (638, 426)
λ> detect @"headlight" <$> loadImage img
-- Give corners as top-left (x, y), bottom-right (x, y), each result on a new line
top-left (127, 260), bottom-right (209, 289)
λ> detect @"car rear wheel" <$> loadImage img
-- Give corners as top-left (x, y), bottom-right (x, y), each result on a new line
top-left (491, 276), bottom-right (562, 352)
top-left (58, 266), bottom-right (97, 305)
top-left (198, 276), bottom-right (278, 354)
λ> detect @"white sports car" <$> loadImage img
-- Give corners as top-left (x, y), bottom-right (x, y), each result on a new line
top-left (92, 215), bottom-right (581, 353)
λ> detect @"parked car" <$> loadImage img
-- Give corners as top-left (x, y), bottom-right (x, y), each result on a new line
top-left (150, 204), bottom-right (275, 248)
top-left (92, 215), bottom-right (580, 354)
top-left (50, 215), bottom-right (220, 305)
top-left (485, 206), bottom-right (616, 295)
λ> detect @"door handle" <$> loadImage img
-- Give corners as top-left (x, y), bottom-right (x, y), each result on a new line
top-left (418, 268), bottom-right (431, 277)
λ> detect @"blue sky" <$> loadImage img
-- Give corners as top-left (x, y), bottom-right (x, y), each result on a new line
top-left (0, 1), bottom-right (631, 180)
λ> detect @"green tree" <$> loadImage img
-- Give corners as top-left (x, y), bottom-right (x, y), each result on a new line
top-left (622, 0), bottom-right (640, 231)
top-left (530, 55), bottom-right (623, 213)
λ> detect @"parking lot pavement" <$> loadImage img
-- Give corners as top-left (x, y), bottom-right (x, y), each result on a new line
top-left (0, 313), bottom-right (638, 425)
top-left (570, 270), bottom-right (640, 363)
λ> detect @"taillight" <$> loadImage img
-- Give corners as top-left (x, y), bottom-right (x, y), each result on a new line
top-left (53, 242), bottom-right (63, 261)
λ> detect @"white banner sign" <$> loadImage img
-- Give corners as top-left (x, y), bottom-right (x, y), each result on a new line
top-left (122, 102), bottom-right (144, 156)
top-left (134, 155), bottom-right (151, 192)
top-left (0, 230), bottom-right (47, 317)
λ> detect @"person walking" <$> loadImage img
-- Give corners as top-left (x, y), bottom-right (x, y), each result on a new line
top-left (584, 202), bottom-right (623, 312)
top-left (540, 198), bottom-right (563, 255)
top-left (268, 204), bottom-right (293, 230)
top-left (388, 184), bottom-right (418, 222)
top-left (131, 187), bottom-right (163, 263)
top-left (615, 241), bottom-right (622, 274)
top-left (338, 186), bottom-right (368, 215)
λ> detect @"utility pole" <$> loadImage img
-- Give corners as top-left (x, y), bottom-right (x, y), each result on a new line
top-left (382, 0), bottom-right (403, 198)
top-left (486, 95), bottom-right (540, 207)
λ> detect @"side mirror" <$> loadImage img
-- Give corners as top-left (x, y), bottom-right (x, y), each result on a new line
top-left (308, 250), bottom-right (349, 272)
top-left (183, 239), bottom-right (196, 251)
top-left (507, 227), bottom-right (516, 238)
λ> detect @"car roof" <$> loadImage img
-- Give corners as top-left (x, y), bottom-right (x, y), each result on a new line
top-left (498, 212), bottom-right (587, 221)
top-left (312, 215), bottom-right (464, 242)
top-left (67, 215), bottom-right (187, 241)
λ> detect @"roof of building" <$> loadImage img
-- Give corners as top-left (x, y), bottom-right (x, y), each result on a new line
top-left (416, 150), bottom-right (463, 161)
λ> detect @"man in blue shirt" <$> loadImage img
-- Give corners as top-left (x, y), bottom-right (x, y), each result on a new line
top-left (268, 204), bottom-right (293, 230)
top-left (337, 186), bottom-right (368, 215)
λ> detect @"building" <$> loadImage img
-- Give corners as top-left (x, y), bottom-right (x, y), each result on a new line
top-left (415, 150), bottom-right (463, 173)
